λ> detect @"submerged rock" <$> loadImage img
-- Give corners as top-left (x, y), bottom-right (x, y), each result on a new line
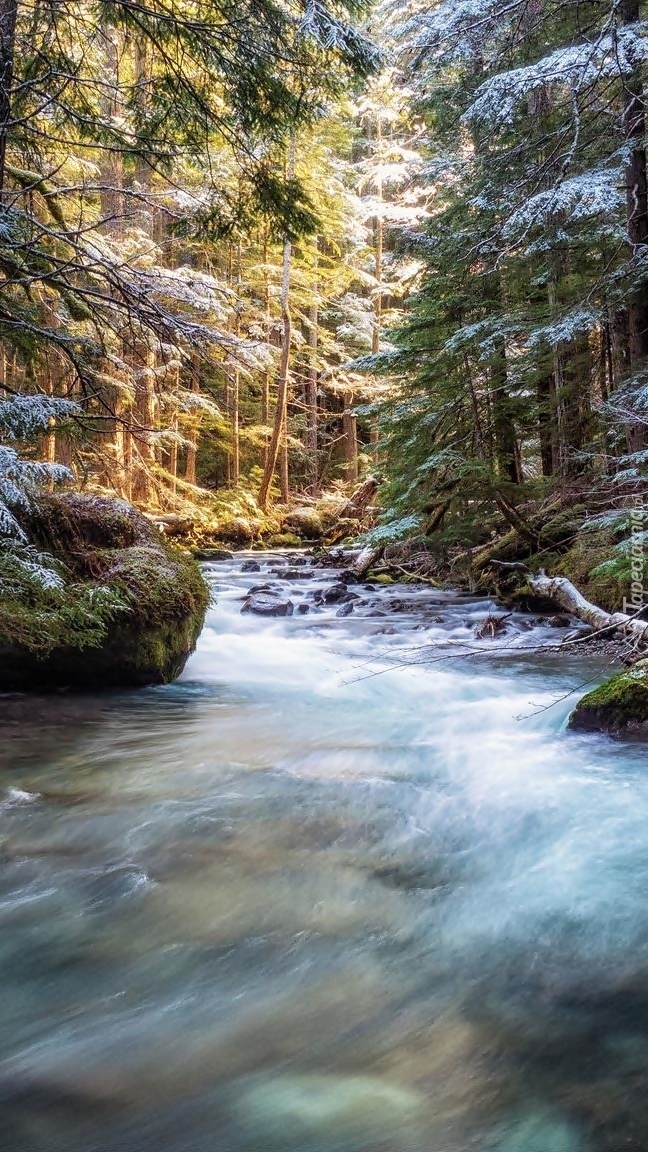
top-left (0, 493), bottom-right (209, 692)
top-left (241, 559), bottom-right (261, 573)
top-left (569, 661), bottom-right (648, 735)
top-left (497, 1113), bottom-right (581, 1152)
top-left (233, 1073), bottom-right (422, 1152)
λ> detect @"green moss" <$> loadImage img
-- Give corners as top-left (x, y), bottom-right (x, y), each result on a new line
top-left (369, 572), bottom-right (394, 584)
top-left (281, 508), bottom-right (324, 539)
top-left (556, 525), bottom-right (627, 613)
top-left (267, 532), bottom-right (302, 548)
top-left (0, 493), bottom-right (210, 691)
top-left (569, 661), bottom-right (648, 734)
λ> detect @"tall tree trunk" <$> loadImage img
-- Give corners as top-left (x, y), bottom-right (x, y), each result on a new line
top-left (0, 0), bottom-right (17, 198)
top-left (99, 26), bottom-right (124, 230)
top-left (131, 340), bottom-right (157, 506)
top-left (262, 228), bottom-right (271, 471)
top-left (537, 372), bottom-right (554, 476)
top-left (184, 356), bottom-right (201, 486)
top-left (342, 402), bottom-right (358, 483)
top-left (370, 113), bottom-right (383, 447)
top-left (491, 335), bottom-right (522, 485)
top-left (621, 0), bottom-right (648, 451)
top-left (258, 233), bottom-right (291, 509)
top-left (259, 142), bottom-right (294, 510)
top-left (229, 239), bottom-right (241, 485)
top-left (306, 240), bottom-right (319, 495)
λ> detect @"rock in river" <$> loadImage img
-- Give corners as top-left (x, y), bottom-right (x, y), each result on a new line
top-left (569, 660), bottom-right (648, 735)
top-left (233, 1073), bottom-right (422, 1152)
top-left (241, 593), bottom-right (294, 617)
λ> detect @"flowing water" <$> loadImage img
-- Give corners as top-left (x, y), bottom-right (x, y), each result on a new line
top-left (0, 552), bottom-right (647, 1152)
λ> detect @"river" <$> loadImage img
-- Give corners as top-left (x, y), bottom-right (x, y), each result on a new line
top-left (0, 552), bottom-right (646, 1152)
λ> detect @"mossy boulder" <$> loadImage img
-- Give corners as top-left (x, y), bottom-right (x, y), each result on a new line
top-left (266, 532), bottom-right (302, 548)
top-left (569, 661), bottom-right (648, 736)
top-left (0, 493), bottom-right (210, 692)
top-left (281, 507), bottom-right (325, 540)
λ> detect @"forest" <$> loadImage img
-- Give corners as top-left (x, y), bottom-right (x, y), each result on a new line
top-left (2, 0), bottom-right (648, 680)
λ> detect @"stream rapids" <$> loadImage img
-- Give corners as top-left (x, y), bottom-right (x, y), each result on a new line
top-left (0, 551), bottom-right (646, 1152)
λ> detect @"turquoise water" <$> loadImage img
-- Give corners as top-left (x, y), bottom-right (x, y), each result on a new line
top-left (0, 554), bottom-right (645, 1151)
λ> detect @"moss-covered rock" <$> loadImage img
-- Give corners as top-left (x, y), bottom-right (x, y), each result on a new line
top-left (281, 507), bottom-right (324, 540)
top-left (0, 493), bottom-right (210, 692)
top-left (569, 661), bottom-right (648, 736)
top-left (266, 532), bottom-right (302, 548)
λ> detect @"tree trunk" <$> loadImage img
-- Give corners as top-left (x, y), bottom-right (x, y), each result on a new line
top-left (537, 373), bottom-right (554, 476)
top-left (621, 0), bottom-right (648, 451)
top-left (529, 572), bottom-right (648, 644)
top-left (259, 143), bottom-right (294, 510)
top-left (491, 335), bottom-right (522, 484)
top-left (342, 402), bottom-right (358, 483)
top-left (306, 242), bottom-right (319, 495)
top-left (259, 234), bottom-right (292, 508)
top-left (0, 0), bottom-right (17, 198)
top-left (99, 26), bottom-right (124, 230)
top-left (184, 358), bottom-right (201, 486)
top-left (131, 341), bottom-right (157, 506)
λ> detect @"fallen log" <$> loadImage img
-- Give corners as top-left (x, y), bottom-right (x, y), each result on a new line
top-left (352, 544), bottom-right (384, 581)
top-left (529, 572), bottom-right (648, 646)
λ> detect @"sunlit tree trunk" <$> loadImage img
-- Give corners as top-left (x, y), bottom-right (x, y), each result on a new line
top-left (342, 401), bottom-right (358, 483)
top-left (306, 240), bottom-right (319, 495)
top-left (99, 26), bottom-right (124, 230)
top-left (370, 113), bottom-right (383, 448)
top-left (184, 356), bottom-right (201, 486)
top-left (131, 340), bottom-right (157, 506)
top-left (259, 141), bottom-right (294, 510)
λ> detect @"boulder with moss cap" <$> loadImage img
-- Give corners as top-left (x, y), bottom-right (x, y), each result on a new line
top-left (0, 492), bottom-right (209, 691)
top-left (569, 660), bottom-right (648, 735)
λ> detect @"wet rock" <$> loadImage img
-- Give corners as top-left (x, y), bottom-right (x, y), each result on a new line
top-left (241, 559), bottom-right (262, 573)
top-left (363, 583), bottom-right (376, 591)
top-left (569, 660), bottom-right (648, 735)
top-left (241, 594), bottom-right (294, 617)
top-left (336, 601), bottom-right (354, 617)
top-left (193, 548), bottom-right (233, 561)
top-left (233, 1073), bottom-right (422, 1152)
top-left (296, 603), bottom-right (310, 615)
top-left (323, 583), bottom-right (349, 604)
top-left (546, 614), bottom-right (571, 628)
top-left (248, 584), bottom-right (276, 595)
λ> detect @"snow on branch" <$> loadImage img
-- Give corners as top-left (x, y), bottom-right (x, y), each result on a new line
top-left (0, 395), bottom-right (79, 439)
top-left (502, 166), bottom-right (625, 239)
top-left (466, 31), bottom-right (648, 129)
